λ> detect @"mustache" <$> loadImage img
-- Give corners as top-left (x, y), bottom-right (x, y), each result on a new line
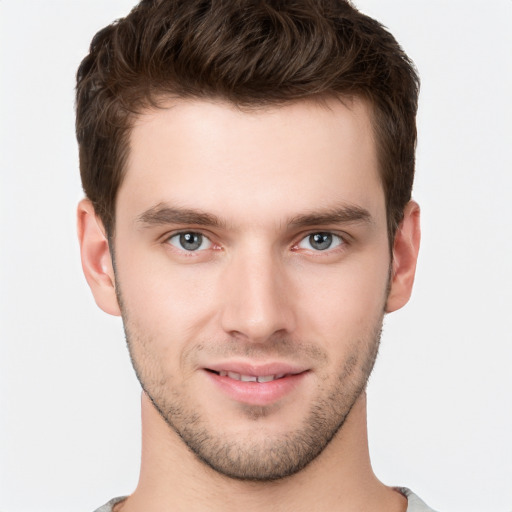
top-left (189, 337), bottom-right (329, 364)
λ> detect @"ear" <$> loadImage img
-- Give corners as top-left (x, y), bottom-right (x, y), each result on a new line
top-left (386, 200), bottom-right (421, 313)
top-left (77, 198), bottom-right (121, 316)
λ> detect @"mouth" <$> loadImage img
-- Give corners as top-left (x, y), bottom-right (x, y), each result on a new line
top-left (203, 364), bottom-right (309, 406)
top-left (207, 369), bottom-right (291, 383)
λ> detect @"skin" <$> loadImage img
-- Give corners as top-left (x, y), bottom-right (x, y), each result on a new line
top-left (78, 97), bottom-right (420, 511)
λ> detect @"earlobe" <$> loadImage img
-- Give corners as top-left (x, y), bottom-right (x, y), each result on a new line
top-left (77, 199), bottom-right (121, 316)
top-left (385, 200), bottom-right (421, 313)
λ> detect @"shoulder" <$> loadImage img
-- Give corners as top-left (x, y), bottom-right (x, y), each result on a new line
top-left (396, 487), bottom-right (438, 512)
top-left (94, 491), bottom-right (437, 512)
top-left (93, 497), bottom-right (127, 512)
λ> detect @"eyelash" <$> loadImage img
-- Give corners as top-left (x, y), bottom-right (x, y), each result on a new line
top-left (164, 230), bottom-right (348, 255)
top-left (293, 232), bottom-right (346, 253)
top-left (166, 231), bottom-right (217, 253)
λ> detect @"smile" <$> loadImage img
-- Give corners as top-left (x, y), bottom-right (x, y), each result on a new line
top-left (216, 371), bottom-right (288, 383)
top-left (204, 366), bottom-right (309, 406)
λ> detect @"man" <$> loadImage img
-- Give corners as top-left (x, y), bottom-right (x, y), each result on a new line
top-left (76, 0), bottom-right (431, 510)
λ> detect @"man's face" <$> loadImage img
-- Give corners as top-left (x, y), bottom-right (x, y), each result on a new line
top-left (113, 98), bottom-right (391, 480)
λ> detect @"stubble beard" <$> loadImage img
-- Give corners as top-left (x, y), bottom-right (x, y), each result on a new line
top-left (120, 310), bottom-right (383, 483)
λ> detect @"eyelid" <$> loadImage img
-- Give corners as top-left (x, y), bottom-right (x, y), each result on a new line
top-left (160, 228), bottom-right (350, 253)
top-left (160, 227), bottom-right (215, 242)
top-left (165, 230), bottom-right (215, 252)
top-left (293, 230), bottom-right (348, 252)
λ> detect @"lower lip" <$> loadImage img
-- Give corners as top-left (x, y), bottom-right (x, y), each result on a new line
top-left (203, 370), bottom-right (308, 406)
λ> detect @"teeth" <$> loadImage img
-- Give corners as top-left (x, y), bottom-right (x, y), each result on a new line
top-left (217, 371), bottom-right (286, 383)
top-left (257, 375), bottom-right (275, 383)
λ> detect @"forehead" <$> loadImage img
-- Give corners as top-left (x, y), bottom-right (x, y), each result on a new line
top-left (117, 97), bottom-right (384, 226)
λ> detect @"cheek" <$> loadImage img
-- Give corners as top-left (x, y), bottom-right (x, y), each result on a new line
top-left (115, 243), bottom-right (220, 344)
top-left (293, 253), bottom-right (390, 346)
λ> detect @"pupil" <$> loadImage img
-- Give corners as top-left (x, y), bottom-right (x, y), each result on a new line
top-left (310, 233), bottom-right (332, 250)
top-left (180, 232), bottom-right (202, 251)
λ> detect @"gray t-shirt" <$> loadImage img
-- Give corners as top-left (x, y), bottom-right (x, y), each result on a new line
top-left (94, 488), bottom-right (437, 511)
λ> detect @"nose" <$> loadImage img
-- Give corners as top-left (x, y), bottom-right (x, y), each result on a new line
top-left (219, 247), bottom-right (296, 343)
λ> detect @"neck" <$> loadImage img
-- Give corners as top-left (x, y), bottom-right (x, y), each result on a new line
top-left (117, 392), bottom-right (406, 512)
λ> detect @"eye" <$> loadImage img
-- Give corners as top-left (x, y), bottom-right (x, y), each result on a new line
top-left (167, 232), bottom-right (212, 252)
top-left (297, 232), bottom-right (344, 251)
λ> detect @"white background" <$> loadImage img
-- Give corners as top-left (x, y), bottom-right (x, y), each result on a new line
top-left (1, 1), bottom-right (511, 511)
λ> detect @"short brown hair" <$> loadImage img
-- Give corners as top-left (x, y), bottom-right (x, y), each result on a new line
top-left (76, 0), bottom-right (419, 240)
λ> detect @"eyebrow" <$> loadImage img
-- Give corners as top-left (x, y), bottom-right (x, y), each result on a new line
top-left (287, 205), bottom-right (372, 229)
top-left (136, 202), bottom-right (372, 230)
top-left (137, 203), bottom-right (226, 228)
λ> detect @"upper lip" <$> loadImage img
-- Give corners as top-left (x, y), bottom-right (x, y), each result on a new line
top-left (204, 361), bottom-right (309, 377)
